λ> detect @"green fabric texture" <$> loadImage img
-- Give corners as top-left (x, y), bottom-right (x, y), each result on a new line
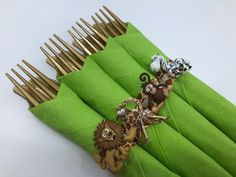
top-left (88, 37), bottom-right (236, 176)
top-left (91, 37), bottom-right (150, 97)
top-left (113, 23), bottom-right (236, 142)
top-left (174, 73), bottom-right (236, 142)
top-left (30, 83), bottom-right (178, 177)
top-left (58, 60), bottom-right (231, 177)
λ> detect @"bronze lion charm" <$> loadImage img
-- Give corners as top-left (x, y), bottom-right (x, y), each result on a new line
top-left (93, 120), bottom-right (136, 173)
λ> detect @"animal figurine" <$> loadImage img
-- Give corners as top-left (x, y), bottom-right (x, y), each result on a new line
top-left (150, 54), bottom-right (192, 80)
top-left (138, 73), bottom-right (172, 113)
top-left (117, 98), bottom-right (167, 143)
top-left (93, 120), bottom-right (136, 173)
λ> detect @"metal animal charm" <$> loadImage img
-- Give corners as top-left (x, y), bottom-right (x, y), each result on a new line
top-left (138, 73), bottom-right (172, 113)
top-left (117, 98), bottom-right (167, 143)
top-left (150, 54), bottom-right (192, 79)
top-left (93, 120), bottom-right (136, 173)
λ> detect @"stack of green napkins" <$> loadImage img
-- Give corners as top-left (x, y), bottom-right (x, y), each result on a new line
top-left (28, 21), bottom-right (236, 177)
top-left (113, 23), bottom-right (236, 142)
top-left (31, 83), bottom-right (178, 177)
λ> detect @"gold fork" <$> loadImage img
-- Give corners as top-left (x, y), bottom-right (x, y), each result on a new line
top-left (94, 6), bottom-right (126, 36)
top-left (40, 34), bottom-right (87, 75)
top-left (40, 29), bottom-right (101, 72)
top-left (73, 6), bottom-right (127, 54)
top-left (6, 60), bottom-right (59, 107)
top-left (73, 6), bottom-right (126, 48)
top-left (40, 6), bottom-right (126, 72)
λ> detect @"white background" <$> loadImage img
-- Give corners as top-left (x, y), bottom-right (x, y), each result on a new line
top-left (0, 0), bottom-right (236, 177)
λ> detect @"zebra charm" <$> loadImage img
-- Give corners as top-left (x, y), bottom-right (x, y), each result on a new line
top-left (150, 54), bottom-right (192, 79)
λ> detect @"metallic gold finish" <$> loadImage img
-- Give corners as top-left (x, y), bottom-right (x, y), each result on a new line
top-left (68, 30), bottom-right (92, 55)
top-left (49, 38), bottom-right (82, 70)
top-left (72, 26), bottom-right (99, 53)
top-left (22, 60), bottom-right (59, 91)
top-left (11, 68), bottom-right (48, 102)
top-left (76, 22), bottom-right (105, 50)
top-left (44, 42), bottom-right (75, 72)
top-left (53, 34), bottom-right (85, 63)
top-left (6, 73), bottom-right (39, 106)
top-left (103, 5), bottom-right (127, 30)
top-left (95, 13), bottom-right (117, 37)
top-left (17, 64), bottom-right (56, 99)
top-left (91, 16), bottom-right (109, 38)
top-left (99, 9), bottom-right (124, 35)
top-left (7, 6), bottom-right (128, 107)
top-left (80, 18), bottom-right (107, 43)
top-left (40, 46), bottom-right (67, 75)
top-left (13, 85), bottom-right (29, 100)
top-left (7, 61), bottom-right (60, 107)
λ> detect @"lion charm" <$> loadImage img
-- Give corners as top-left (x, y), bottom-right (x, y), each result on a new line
top-left (93, 120), bottom-right (136, 173)
top-left (138, 72), bottom-right (172, 114)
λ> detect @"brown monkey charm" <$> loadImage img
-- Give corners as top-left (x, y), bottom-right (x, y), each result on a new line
top-left (117, 98), bottom-right (167, 143)
top-left (93, 120), bottom-right (136, 173)
top-left (138, 72), bottom-right (172, 113)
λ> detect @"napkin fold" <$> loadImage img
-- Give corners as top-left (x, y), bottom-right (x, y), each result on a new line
top-left (113, 23), bottom-right (236, 142)
top-left (58, 60), bottom-right (232, 177)
top-left (89, 37), bottom-right (236, 176)
top-left (30, 83), bottom-right (178, 177)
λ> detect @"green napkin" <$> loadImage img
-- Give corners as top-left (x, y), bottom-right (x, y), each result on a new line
top-left (88, 38), bottom-right (236, 176)
top-left (113, 23), bottom-right (236, 142)
top-left (30, 83), bottom-right (177, 177)
top-left (59, 59), bottom-right (231, 177)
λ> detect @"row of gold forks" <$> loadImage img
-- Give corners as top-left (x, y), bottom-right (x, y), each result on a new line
top-left (41, 5), bottom-right (127, 75)
top-left (6, 6), bottom-right (127, 107)
top-left (6, 60), bottom-right (59, 106)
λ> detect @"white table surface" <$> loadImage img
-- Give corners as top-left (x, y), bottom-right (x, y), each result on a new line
top-left (0, 0), bottom-right (236, 177)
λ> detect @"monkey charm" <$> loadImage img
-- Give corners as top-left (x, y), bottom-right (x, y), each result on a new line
top-left (138, 72), bottom-right (172, 114)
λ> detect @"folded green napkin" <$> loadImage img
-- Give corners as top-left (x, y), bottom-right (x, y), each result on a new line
top-left (59, 60), bottom-right (231, 177)
top-left (30, 83), bottom-right (178, 177)
top-left (113, 23), bottom-right (236, 142)
top-left (87, 38), bottom-right (236, 176)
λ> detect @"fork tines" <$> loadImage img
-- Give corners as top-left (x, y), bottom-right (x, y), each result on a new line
top-left (6, 60), bottom-right (59, 107)
top-left (7, 6), bottom-right (128, 106)
top-left (41, 6), bottom-right (127, 73)
top-left (68, 6), bottom-right (127, 56)
top-left (92, 6), bottom-right (127, 37)
top-left (40, 34), bottom-right (85, 75)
